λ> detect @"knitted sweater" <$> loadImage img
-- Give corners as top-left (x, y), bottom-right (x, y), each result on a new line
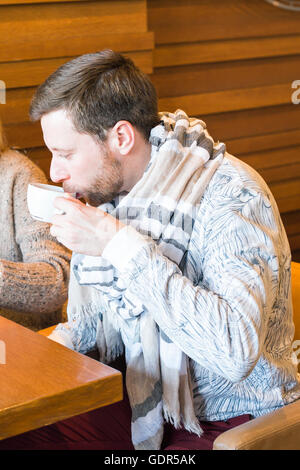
top-left (0, 149), bottom-right (71, 330)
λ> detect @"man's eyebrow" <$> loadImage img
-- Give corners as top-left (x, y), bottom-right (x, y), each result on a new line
top-left (51, 147), bottom-right (74, 152)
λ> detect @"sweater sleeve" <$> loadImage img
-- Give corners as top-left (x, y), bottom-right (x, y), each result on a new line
top-left (0, 157), bottom-right (71, 314)
top-left (101, 190), bottom-right (287, 384)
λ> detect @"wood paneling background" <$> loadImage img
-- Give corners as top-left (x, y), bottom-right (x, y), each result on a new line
top-left (149, 0), bottom-right (300, 261)
top-left (0, 0), bottom-right (299, 260)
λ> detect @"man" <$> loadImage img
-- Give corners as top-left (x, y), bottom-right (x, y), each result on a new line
top-left (0, 49), bottom-right (298, 450)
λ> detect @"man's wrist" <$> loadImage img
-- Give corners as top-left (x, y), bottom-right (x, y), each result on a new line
top-left (97, 212), bottom-right (126, 255)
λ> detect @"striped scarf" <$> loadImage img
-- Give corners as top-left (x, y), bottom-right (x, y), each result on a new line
top-left (71, 110), bottom-right (225, 449)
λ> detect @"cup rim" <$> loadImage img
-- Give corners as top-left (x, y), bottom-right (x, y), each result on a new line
top-left (28, 183), bottom-right (64, 193)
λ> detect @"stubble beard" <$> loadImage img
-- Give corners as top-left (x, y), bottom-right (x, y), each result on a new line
top-left (64, 153), bottom-right (124, 207)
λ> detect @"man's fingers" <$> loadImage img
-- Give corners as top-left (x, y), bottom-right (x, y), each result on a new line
top-left (53, 194), bottom-right (81, 211)
top-left (49, 202), bottom-right (116, 255)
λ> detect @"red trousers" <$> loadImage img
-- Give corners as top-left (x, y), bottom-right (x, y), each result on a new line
top-left (0, 389), bottom-right (251, 450)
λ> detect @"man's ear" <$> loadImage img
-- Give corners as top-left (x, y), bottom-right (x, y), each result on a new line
top-left (110, 121), bottom-right (135, 155)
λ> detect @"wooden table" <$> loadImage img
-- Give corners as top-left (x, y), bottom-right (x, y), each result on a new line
top-left (0, 316), bottom-right (123, 440)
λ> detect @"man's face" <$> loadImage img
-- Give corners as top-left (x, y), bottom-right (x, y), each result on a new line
top-left (41, 109), bottom-right (123, 206)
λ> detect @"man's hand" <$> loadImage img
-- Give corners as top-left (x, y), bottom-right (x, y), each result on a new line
top-left (50, 194), bottom-right (125, 255)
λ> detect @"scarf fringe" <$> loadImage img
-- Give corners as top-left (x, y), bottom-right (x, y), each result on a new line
top-left (182, 419), bottom-right (204, 437)
top-left (163, 408), bottom-right (181, 429)
top-left (98, 343), bottom-right (124, 364)
top-left (163, 406), bottom-right (203, 437)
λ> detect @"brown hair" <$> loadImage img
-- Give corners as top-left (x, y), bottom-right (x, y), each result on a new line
top-left (0, 119), bottom-right (7, 152)
top-left (30, 49), bottom-right (159, 141)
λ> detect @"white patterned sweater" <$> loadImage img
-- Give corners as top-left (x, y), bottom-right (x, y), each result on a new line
top-left (54, 152), bottom-right (300, 421)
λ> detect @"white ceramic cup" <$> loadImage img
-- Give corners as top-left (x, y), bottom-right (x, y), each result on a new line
top-left (27, 183), bottom-right (66, 223)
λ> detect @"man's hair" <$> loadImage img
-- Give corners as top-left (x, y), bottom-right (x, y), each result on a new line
top-left (30, 49), bottom-right (160, 141)
top-left (0, 119), bottom-right (7, 152)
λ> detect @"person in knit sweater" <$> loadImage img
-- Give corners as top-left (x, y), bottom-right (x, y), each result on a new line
top-left (0, 120), bottom-right (71, 330)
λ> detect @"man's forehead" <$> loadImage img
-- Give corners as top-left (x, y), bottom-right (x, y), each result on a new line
top-left (41, 109), bottom-right (73, 130)
top-left (42, 130), bottom-right (75, 151)
top-left (41, 109), bottom-right (104, 154)
top-left (41, 110), bottom-right (78, 148)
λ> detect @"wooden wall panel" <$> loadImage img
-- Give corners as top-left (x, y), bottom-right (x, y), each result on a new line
top-left (149, 0), bottom-right (300, 43)
top-left (0, 1), bottom-right (153, 65)
top-left (204, 105), bottom-right (300, 142)
top-left (158, 83), bottom-right (291, 116)
top-left (0, 1), bottom-right (88, 4)
top-left (0, 0), bottom-right (154, 191)
top-left (0, 0), bottom-right (299, 260)
top-left (0, 51), bottom-right (153, 91)
top-left (154, 35), bottom-right (300, 68)
top-left (152, 56), bottom-right (300, 97)
top-left (149, 0), bottom-right (300, 261)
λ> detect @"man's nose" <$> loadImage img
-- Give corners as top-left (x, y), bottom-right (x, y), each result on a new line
top-left (50, 157), bottom-right (69, 183)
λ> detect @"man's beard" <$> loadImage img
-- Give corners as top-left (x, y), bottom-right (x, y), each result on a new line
top-left (64, 153), bottom-right (124, 207)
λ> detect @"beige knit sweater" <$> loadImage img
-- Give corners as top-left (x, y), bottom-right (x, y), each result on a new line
top-left (0, 149), bottom-right (71, 330)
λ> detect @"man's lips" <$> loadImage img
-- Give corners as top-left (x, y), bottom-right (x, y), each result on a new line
top-left (62, 186), bottom-right (85, 202)
top-left (75, 192), bottom-right (86, 203)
